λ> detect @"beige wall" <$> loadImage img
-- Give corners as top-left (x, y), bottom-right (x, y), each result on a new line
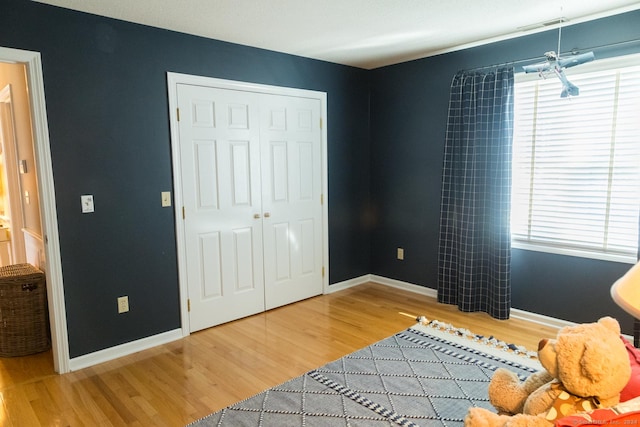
top-left (0, 62), bottom-right (42, 237)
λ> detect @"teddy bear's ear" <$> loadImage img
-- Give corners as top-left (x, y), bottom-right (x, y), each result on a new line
top-left (597, 316), bottom-right (621, 335)
top-left (580, 340), bottom-right (608, 382)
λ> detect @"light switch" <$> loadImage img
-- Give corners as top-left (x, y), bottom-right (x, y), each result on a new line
top-left (81, 195), bottom-right (95, 213)
top-left (161, 191), bottom-right (172, 207)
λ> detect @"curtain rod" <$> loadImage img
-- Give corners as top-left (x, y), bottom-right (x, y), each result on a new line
top-left (460, 38), bottom-right (640, 73)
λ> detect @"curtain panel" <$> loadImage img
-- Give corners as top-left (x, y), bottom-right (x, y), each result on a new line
top-left (437, 67), bottom-right (515, 319)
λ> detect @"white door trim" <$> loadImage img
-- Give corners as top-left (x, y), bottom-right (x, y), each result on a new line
top-left (167, 72), bottom-right (329, 335)
top-left (0, 46), bottom-right (68, 373)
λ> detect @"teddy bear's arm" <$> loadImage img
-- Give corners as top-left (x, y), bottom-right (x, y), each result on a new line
top-left (489, 368), bottom-right (554, 414)
top-left (519, 370), bottom-right (555, 394)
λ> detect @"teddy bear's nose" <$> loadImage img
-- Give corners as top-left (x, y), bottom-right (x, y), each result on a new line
top-left (538, 338), bottom-right (549, 351)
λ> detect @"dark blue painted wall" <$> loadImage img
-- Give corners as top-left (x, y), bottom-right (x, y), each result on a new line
top-left (369, 10), bottom-right (640, 335)
top-left (1, 0), bottom-right (370, 357)
top-left (2, 0), bottom-right (639, 357)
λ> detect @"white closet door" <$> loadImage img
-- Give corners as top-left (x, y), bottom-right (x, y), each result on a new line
top-left (177, 84), bottom-right (265, 332)
top-left (260, 94), bottom-right (323, 310)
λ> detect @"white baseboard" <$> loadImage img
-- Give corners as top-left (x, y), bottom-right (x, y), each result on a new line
top-left (325, 274), bottom-right (371, 293)
top-left (69, 328), bottom-right (183, 371)
top-left (368, 275), bottom-right (438, 298)
top-left (335, 275), bottom-right (635, 341)
top-left (509, 308), bottom-right (634, 343)
top-left (327, 274), bottom-right (439, 298)
top-left (509, 308), bottom-right (575, 330)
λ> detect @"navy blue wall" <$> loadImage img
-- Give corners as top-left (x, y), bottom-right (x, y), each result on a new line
top-left (369, 10), bottom-right (640, 334)
top-left (1, 0), bottom-right (371, 357)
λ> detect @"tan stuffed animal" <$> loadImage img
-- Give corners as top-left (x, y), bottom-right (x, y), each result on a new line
top-left (465, 316), bottom-right (631, 427)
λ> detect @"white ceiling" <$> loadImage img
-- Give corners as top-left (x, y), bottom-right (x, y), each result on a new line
top-left (34, 0), bottom-right (640, 69)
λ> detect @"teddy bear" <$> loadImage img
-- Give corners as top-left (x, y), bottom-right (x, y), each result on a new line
top-left (465, 316), bottom-right (632, 427)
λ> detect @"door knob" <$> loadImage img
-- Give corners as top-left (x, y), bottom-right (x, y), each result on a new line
top-left (254, 213), bottom-right (261, 219)
top-left (264, 212), bottom-right (271, 218)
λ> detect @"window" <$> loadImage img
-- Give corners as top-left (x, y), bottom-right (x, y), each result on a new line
top-left (511, 54), bottom-right (640, 264)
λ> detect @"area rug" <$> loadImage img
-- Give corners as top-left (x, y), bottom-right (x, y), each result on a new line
top-left (188, 318), bottom-right (542, 427)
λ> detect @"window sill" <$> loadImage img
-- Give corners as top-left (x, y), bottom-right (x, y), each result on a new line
top-left (511, 241), bottom-right (636, 265)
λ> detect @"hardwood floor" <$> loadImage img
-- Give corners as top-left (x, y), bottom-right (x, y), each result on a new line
top-left (0, 282), bottom-right (559, 426)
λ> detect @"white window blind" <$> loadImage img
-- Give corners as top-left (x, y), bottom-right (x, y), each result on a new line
top-left (512, 55), bottom-right (640, 263)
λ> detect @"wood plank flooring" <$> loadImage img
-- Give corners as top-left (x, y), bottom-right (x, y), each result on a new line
top-left (0, 282), bottom-right (559, 426)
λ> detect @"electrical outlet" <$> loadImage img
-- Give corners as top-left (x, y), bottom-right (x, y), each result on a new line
top-left (117, 296), bottom-right (129, 313)
top-left (397, 247), bottom-right (404, 260)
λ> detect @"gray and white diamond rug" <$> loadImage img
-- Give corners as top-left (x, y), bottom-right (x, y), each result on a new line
top-left (188, 319), bottom-right (541, 427)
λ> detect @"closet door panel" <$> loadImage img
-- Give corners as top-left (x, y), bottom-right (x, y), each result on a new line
top-left (261, 94), bottom-right (323, 310)
top-left (177, 84), bottom-right (264, 332)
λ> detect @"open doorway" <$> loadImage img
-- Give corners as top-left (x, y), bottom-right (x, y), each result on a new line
top-left (0, 47), bottom-right (68, 373)
top-left (0, 64), bottom-right (42, 268)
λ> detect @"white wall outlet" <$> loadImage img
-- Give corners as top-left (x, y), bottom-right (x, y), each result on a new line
top-left (117, 296), bottom-right (129, 313)
top-left (397, 247), bottom-right (404, 260)
top-left (81, 194), bottom-right (95, 213)
top-left (161, 191), bottom-right (172, 207)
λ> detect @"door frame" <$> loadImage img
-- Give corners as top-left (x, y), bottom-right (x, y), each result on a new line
top-left (167, 72), bottom-right (329, 335)
top-left (0, 47), bottom-right (68, 373)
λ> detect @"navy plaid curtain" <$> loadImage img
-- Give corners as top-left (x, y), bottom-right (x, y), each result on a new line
top-left (437, 67), bottom-right (514, 319)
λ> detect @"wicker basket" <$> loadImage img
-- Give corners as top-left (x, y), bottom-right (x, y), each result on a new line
top-left (0, 263), bottom-right (50, 357)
